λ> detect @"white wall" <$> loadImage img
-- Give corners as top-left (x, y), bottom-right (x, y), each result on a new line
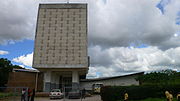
top-left (80, 75), bottom-right (139, 90)
top-left (72, 71), bottom-right (79, 83)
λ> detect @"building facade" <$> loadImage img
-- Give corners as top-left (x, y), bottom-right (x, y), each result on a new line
top-left (80, 72), bottom-right (144, 90)
top-left (33, 4), bottom-right (88, 92)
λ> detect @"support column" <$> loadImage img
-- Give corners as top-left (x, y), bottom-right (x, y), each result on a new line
top-left (43, 71), bottom-right (51, 92)
top-left (35, 72), bottom-right (38, 92)
top-left (72, 71), bottom-right (79, 89)
top-left (51, 72), bottom-right (56, 89)
top-left (55, 74), bottom-right (59, 89)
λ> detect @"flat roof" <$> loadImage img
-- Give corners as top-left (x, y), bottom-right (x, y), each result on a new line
top-left (13, 68), bottom-right (39, 73)
top-left (39, 3), bottom-right (87, 9)
top-left (80, 72), bottom-right (144, 82)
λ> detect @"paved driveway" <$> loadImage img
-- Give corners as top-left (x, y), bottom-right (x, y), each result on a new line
top-left (0, 95), bottom-right (102, 101)
top-left (35, 95), bottom-right (101, 101)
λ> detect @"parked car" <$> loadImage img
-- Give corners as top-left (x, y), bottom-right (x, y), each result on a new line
top-left (68, 89), bottom-right (81, 99)
top-left (49, 89), bottom-right (63, 99)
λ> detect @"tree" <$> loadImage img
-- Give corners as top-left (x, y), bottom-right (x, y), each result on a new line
top-left (136, 69), bottom-right (180, 85)
top-left (0, 58), bottom-right (22, 87)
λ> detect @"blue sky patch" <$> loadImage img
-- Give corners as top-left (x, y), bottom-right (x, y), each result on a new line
top-left (156, 0), bottom-right (171, 14)
top-left (0, 40), bottom-right (34, 61)
top-left (129, 42), bottom-right (149, 48)
top-left (176, 11), bottom-right (180, 25)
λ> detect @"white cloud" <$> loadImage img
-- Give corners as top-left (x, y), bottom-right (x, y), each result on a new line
top-left (87, 67), bottom-right (98, 78)
top-left (88, 46), bottom-right (180, 77)
top-left (1, 0), bottom-right (180, 77)
top-left (88, 0), bottom-right (180, 49)
top-left (13, 52), bottom-right (33, 67)
top-left (0, 0), bottom-right (179, 49)
top-left (19, 65), bottom-right (25, 68)
top-left (0, 50), bottom-right (9, 55)
top-left (10, 46), bottom-right (180, 78)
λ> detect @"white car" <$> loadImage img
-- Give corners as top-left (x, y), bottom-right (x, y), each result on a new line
top-left (49, 89), bottom-right (63, 99)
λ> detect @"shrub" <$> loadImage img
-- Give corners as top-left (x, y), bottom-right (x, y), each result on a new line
top-left (0, 93), bottom-right (14, 98)
top-left (100, 84), bottom-right (180, 101)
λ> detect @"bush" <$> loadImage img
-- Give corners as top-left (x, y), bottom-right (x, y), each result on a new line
top-left (100, 84), bottom-right (180, 101)
top-left (0, 93), bottom-right (14, 98)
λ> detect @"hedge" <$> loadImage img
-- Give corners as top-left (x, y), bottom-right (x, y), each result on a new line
top-left (0, 93), bottom-right (14, 99)
top-left (100, 84), bottom-right (180, 101)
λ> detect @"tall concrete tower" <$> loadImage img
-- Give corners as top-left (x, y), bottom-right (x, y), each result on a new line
top-left (33, 4), bottom-right (88, 92)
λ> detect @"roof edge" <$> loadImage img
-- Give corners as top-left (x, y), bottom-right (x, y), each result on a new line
top-left (80, 72), bottom-right (144, 82)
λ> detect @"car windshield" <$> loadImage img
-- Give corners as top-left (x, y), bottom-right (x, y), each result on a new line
top-left (51, 89), bottom-right (61, 92)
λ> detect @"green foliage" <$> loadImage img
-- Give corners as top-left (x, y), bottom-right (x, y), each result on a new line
top-left (117, 98), bottom-right (166, 101)
top-left (100, 70), bottom-right (180, 101)
top-left (0, 58), bottom-right (22, 87)
top-left (0, 92), bottom-right (14, 98)
top-left (136, 70), bottom-right (180, 85)
top-left (100, 85), bottom-right (180, 101)
top-left (136, 98), bottom-right (165, 101)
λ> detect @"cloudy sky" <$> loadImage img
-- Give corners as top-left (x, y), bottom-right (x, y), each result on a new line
top-left (0, 0), bottom-right (180, 78)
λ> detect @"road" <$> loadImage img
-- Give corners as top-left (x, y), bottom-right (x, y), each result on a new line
top-left (0, 95), bottom-right (102, 101)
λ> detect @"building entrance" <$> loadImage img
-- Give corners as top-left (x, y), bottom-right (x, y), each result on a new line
top-left (59, 76), bottom-right (72, 89)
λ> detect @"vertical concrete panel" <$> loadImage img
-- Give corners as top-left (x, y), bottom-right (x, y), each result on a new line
top-left (50, 72), bottom-right (57, 89)
top-left (72, 71), bottom-right (79, 83)
top-left (72, 71), bottom-right (79, 89)
top-left (44, 71), bottom-right (51, 92)
top-left (55, 74), bottom-right (59, 88)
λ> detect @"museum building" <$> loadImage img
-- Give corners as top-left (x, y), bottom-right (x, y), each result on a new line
top-left (32, 3), bottom-right (89, 92)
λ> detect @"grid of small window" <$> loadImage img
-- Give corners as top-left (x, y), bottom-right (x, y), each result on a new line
top-left (34, 7), bottom-right (87, 65)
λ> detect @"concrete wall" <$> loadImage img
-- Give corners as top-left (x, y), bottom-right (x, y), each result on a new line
top-left (33, 4), bottom-right (88, 68)
top-left (80, 75), bottom-right (139, 90)
top-left (33, 4), bottom-right (89, 92)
